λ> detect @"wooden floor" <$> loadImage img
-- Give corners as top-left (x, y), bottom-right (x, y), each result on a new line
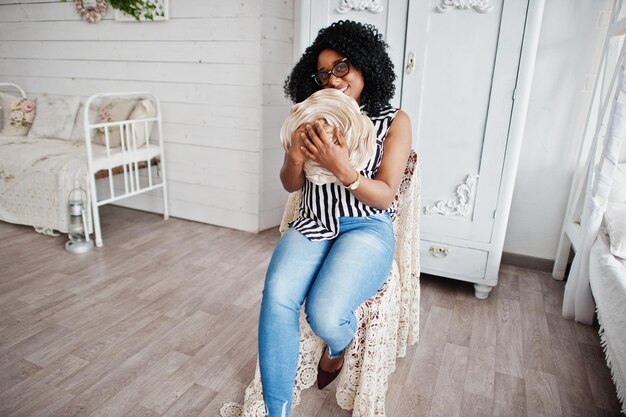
top-left (0, 206), bottom-right (622, 417)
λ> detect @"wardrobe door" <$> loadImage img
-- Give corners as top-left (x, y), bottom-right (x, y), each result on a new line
top-left (401, 0), bottom-right (528, 244)
top-left (300, 0), bottom-right (409, 108)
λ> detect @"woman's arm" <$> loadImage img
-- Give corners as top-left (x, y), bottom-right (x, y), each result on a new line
top-left (301, 110), bottom-right (412, 210)
top-left (280, 125), bottom-right (308, 192)
top-left (349, 110), bottom-right (412, 209)
top-left (280, 154), bottom-right (305, 192)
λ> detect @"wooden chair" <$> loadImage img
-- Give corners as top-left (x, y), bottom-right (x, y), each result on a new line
top-left (221, 150), bottom-right (420, 417)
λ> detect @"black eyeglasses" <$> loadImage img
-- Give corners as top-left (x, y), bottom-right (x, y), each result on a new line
top-left (311, 58), bottom-right (350, 86)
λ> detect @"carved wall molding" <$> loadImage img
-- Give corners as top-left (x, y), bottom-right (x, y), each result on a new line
top-left (336, 0), bottom-right (384, 14)
top-left (424, 173), bottom-right (479, 217)
top-left (436, 0), bottom-right (493, 14)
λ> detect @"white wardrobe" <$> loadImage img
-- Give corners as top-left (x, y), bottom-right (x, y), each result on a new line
top-left (295, 0), bottom-right (544, 298)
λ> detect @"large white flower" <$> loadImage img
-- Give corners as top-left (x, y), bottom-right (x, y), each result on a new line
top-left (10, 110), bottom-right (23, 122)
top-left (280, 88), bottom-right (376, 185)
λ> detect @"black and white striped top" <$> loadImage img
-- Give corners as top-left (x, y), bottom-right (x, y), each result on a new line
top-left (290, 105), bottom-right (399, 241)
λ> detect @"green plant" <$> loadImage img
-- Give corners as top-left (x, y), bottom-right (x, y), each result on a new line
top-left (107, 0), bottom-right (164, 21)
top-left (64, 0), bottom-right (166, 21)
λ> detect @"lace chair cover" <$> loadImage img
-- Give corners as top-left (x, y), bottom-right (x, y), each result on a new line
top-left (220, 150), bottom-right (420, 417)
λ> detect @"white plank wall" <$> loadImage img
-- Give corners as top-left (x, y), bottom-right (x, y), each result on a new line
top-left (260, 0), bottom-right (294, 230)
top-left (0, 0), bottom-right (294, 233)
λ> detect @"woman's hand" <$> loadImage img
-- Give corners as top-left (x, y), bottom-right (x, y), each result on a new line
top-left (280, 124), bottom-right (310, 192)
top-left (287, 124), bottom-right (308, 164)
top-left (301, 120), bottom-right (355, 185)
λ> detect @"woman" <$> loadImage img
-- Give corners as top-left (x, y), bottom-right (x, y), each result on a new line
top-left (258, 20), bottom-right (412, 417)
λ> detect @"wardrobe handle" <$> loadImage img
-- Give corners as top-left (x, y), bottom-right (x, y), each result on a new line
top-left (430, 246), bottom-right (450, 258)
top-left (405, 51), bottom-right (416, 75)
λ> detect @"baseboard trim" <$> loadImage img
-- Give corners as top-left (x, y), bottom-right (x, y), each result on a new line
top-left (501, 251), bottom-right (554, 273)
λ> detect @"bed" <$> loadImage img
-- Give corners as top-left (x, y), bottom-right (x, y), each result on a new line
top-left (554, 10), bottom-right (626, 413)
top-left (590, 228), bottom-right (626, 412)
top-left (0, 82), bottom-right (168, 247)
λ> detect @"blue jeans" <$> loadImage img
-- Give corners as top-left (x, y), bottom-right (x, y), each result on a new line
top-left (258, 212), bottom-right (395, 417)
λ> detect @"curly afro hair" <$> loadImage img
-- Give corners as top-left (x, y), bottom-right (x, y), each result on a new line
top-left (284, 20), bottom-right (396, 117)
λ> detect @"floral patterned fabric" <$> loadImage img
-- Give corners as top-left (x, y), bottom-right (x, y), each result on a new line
top-left (220, 150), bottom-right (420, 417)
top-left (93, 98), bottom-right (138, 148)
top-left (0, 92), bottom-right (36, 136)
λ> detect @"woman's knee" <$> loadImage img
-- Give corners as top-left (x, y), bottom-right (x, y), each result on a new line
top-left (305, 298), bottom-right (353, 339)
top-left (261, 276), bottom-right (304, 315)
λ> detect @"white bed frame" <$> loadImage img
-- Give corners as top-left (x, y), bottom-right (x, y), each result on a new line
top-left (84, 91), bottom-right (169, 247)
top-left (550, 8), bottom-right (626, 410)
top-left (0, 83), bottom-right (169, 248)
top-left (1, 82), bottom-right (26, 99)
top-left (553, 4), bottom-right (626, 324)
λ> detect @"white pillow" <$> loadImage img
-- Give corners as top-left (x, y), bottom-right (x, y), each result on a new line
top-left (605, 202), bottom-right (626, 259)
top-left (70, 102), bottom-right (98, 142)
top-left (127, 98), bottom-right (156, 147)
top-left (609, 163), bottom-right (626, 204)
top-left (619, 139), bottom-right (626, 163)
top-left (27, 95), bottom-right (81, 140)
top-left (0, 92), bottom-right (36, 136)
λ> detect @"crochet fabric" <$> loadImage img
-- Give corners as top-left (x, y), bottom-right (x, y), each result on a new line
top-left (279, 89), bottom-right (377, 185)
top-left (220, 151), bottom-right (420, 417)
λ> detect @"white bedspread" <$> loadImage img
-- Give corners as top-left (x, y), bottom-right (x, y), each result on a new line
top-left (590, 230), bottom-right (626, 414)
top-left (0, 136), bottom-right (92, 234)
top-left (0, 135), bottom-right (161, 234)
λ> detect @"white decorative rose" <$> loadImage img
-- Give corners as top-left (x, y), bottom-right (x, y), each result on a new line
top-left (10, 110), bottom-right (23, 121)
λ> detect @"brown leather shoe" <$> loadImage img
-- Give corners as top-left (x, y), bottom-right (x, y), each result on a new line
top-left (317, 347), bottom-right (344, 390)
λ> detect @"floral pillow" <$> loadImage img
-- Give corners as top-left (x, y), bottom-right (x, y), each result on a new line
top-left (93, 98), bottom-right (137, 148)
top-left (27, 95), bottom-right (81, 140)
top-left (0, 92), bottom-right (36, 136)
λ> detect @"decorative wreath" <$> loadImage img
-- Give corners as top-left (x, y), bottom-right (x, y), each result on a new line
top-left (75, 0), bottom-right (108, 23)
